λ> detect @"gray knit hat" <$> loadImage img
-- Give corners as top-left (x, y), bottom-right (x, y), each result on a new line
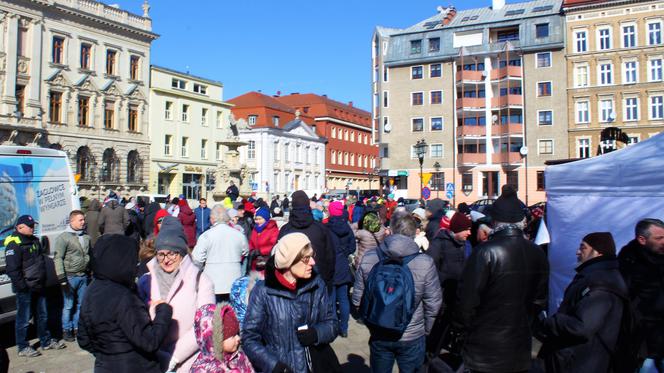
top-left (154, 216), bottom-right (188, 256)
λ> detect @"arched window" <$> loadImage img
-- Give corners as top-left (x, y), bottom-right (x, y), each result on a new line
top-left (101, 148), bottom-right (119, 182)
top-left (76, 146), bottom-right (94, 182)
top-left (127, 150), bottom-right (142, 183)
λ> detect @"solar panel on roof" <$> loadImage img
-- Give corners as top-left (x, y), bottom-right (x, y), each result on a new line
top-left (423, 21), bottom-right (440, 29)
top-left (470, 15), bottom-right (479, 20)
top-left (461, 16), bottom-right (470, 22)
top-left (533, 5), bottom-right (554, 12)
top-left (505, 9), bottom-right (525, 16)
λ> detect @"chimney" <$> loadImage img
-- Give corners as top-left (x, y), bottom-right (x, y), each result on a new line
top-left (276, 90), bottom-right (281, 96)
top-left (348, 101), bottom-right (353, 107)
top-left (492, 0), bottom-right (505, 10)
top-left (442, 6), bottom-right (457, 25)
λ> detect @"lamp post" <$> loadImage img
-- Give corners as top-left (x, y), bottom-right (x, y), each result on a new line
top-left (433, 161), bottom-right (441, 198)
top-left (414, 139), bottom-right (428, 201)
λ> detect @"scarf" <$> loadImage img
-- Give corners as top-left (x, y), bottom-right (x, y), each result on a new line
top-left (153, 264), bottom-right (180, 300)
top-left (254, 220), bottom-right (269, 233)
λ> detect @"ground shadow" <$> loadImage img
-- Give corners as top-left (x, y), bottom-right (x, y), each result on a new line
top-left (341, 353), bottom-right (370, 373)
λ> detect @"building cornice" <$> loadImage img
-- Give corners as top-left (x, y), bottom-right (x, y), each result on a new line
top-left (239, 127), bottom-right (326, 144)
top-left (151, 65), bottom-right (224, 87)
top-left (314, 117), bottom-right (372, 131)
top-left (151, 87), bottom-right (233, 108)
top-left (562, 0), bottom-right (656, 12)
top-left (47, 130), bottom-right (150, 145)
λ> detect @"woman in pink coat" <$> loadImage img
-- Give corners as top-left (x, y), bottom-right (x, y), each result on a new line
top-left (145, 216), bottom-right (215, 372)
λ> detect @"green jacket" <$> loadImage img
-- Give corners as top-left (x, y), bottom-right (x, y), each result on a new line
top-left (53, 229), bottom-right (91, 280)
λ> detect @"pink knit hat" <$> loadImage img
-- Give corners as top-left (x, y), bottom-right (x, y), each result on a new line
top-left (329, 201), bottom-right (344, 217)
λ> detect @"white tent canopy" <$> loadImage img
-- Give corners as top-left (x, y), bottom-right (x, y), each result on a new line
top-left (545, 131), bottom-right (664, 311)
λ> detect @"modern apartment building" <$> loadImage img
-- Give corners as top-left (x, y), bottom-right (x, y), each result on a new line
top-left (373, 0), bottom-right (568, 204)
top-left (563, 0), bottom-right (664, 158)
top-left (0, 0), bottom-right (157, 198)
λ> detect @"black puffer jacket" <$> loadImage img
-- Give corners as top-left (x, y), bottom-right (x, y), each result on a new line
top-left (78, 234), bottom-right (173, 373)
top-left (538, 256), bottom-right (628, 373)
top-left (619, 239), bottom-right (664, 359)
top-left (426, 229), bottom-right (466, 313)
top-left (325, 215), bottom-right (356, 286)
top-left (279, 206), bottom-right (335, 288)
top-left (143, 202), bottom-right (162, 238)
top-left (425, 199), bottom-right (446, 242)
top-left (454, 227), bottom-right (548, 373)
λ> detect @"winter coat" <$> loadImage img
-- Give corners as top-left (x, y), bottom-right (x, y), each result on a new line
top-left (125, 209), bottom-right (143, 241)
top-left (619, 239), bottom-right (664, 358)
top-left (324, 216), bottom-right (356, 286)
top-left (230, 274), bottom-right (262, 328)
top-left (353, 226), bottom-right (386, 268)
top-left (242, 257), bottom-right (338, 373)
top-left (193, 206), bottom-right (211, 236)
top-left (454, 226), bottom-right (549, 373)
top-left (425, 211), bottom-right (444, 242)
top-left (351, 204), bottom-right (365, 224)
top-left (281, 198), bottom-right (290, 211)
top-left (538, 256), bottom-right (628, 373)
top-left (426, 229), bottom-right (466, 313)
top-left (4, 232), bottom-right (46, 292)
top-left (98, 200), bottom-right (129, 235)
top-left (192, 223), bottom-right (248, 294)
top-left (278, 206), bottom-right (336, 288)
top-left (249, 220), bottom-right (279, 256)
top-left (77, 234), bottom-right (173, 373)
top-left (145, 255), bottom-right (216, 373)
top-left (143, 202), bottom-right (162, 237)
top-left (85, 199), bottom-right (102, 246)
top-left (53, 227), bottom-right (91, 280)
top-left (352, 234), bottom-right (442, 342)
top-left (177, 202), bottom-right (197, 248)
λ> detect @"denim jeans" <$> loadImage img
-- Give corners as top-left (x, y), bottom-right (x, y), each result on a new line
top-left (335, 284), bottom-right (350, 334)
top-left (640, 358), bottom-right (664, 373)
top-left (62, 275), bottom-right (88, 332)
top-left (370, 335), bottom-right (425, 373)
top-left (15, 290), bottom-right (51, 350)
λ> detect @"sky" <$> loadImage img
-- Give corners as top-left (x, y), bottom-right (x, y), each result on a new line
top-left (104, 0), bottom-right (488, 111)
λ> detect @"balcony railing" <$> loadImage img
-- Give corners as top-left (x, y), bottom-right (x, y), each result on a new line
top-left (458, 153), bottom-right (486, 165)
top-left (491, 95), bottom-right (523, 107)
top-left (455, 70), bottom-right (484, 82)
top-left (490, 66), bottom-right (522, 80)
top-left (492, 152), bottom-right (523, 165)
top-left (491, 123), bottom-right (523, 136)
top-left (457, 125), bottom-right (486, 137)
top-left (456, 98), bottom-right (486, 109)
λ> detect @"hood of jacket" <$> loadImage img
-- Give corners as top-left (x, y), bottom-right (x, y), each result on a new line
top-left (87, 199), bottom-right (102, 212)
top-left (91, 234), bottom-right (138, 288)
top-left (179, 202), bottom-right (193, 216)
top-left (327, 216), bottom-right (353, 238)
top-left (107, 199), bottom-right (119, 209)
top-left (382, 234), bottom-right (420, 258)
top-left (426, 199), bottom-right (445, 221)
top-left (288, 206), bottom-right (314, 229)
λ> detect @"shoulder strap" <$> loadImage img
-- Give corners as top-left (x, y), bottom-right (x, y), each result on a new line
top-left (371, 232), bottom-right (381, 248)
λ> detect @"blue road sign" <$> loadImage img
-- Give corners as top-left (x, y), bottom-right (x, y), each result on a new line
top-left (446, 183), bottom-right (455, 192)
top-left (446, 191), bottom-right (454, 199)
top-left (422, 187), bottom-right (431, 200)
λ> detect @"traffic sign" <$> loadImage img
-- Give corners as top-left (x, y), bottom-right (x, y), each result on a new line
top-left (446, 191), bottom-right (454, 199)
top-left (422, 187), bottom-right (431, 200)
top-left (446, 183), bottom-right (455, 192)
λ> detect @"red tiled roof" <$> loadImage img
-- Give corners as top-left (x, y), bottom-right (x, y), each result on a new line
top-left (275, 93), bottom-right (371, 118)
top-left (227, 91), bottom-right (295, 114)
top-left (562, 0), bottom-right (610, 7)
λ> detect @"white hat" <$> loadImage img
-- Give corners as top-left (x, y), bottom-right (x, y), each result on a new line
top-left (125, 202), bottom-right (136, 210)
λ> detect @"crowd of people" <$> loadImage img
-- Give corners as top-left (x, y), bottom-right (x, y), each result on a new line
top-left (2, 185), bottom-right (663, 373)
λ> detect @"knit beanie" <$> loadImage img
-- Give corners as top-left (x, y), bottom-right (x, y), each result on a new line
top-left (154, 216), bottom-right (189, 256)
top-left (274, 233), bottom-right (311, 269)
top-left (329, 201), bottom-right (344, 217)
top-left (489, 185), bottom-right (526, 223)
top-left (449, 212), bottom-right (472, 233)
top-left (582, 232), bottom-right (616, 256)
top-left (255, 207), bottom-right (271, 222)
top-left (362, 212), bottom-right (381, 233)
top-left (291, 190), bottom-right (310, 209)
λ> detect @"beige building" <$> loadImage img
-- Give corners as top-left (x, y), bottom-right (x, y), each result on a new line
top-left (373, 0), bottom-right (568, 204)
top-left (564, 0), bottom-right (664, 158)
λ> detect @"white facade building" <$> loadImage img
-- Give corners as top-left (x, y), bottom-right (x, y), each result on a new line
top-left (0, 0), bottom-right (157, 198)
top-left (239, 118), bottom-right (326, 198)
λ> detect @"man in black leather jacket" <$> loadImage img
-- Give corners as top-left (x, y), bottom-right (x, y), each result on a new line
top-left (454, 186), bottom-right (548, 373)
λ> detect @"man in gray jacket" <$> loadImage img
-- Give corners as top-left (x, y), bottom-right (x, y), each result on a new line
top-left (353, 211), bottom-right (442, 373)
top-left (53, 210), bottom-right (91, 342)
top-left (98, 198), bottom-right (128, 236)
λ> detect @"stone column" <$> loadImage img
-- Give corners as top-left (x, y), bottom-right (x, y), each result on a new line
top-left (2, 14), bottom-right (18, 115)
top-left (27, 18), bottom-right (42, 118)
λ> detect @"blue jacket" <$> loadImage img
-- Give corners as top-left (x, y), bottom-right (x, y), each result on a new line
top-left (193, 206), bottom-right (211, 236)
top-left (325, 216), bottom-right (356, 286)
top-left (242, 258), bottom-right (338, 373)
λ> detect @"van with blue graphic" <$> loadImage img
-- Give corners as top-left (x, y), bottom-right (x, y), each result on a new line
top-left (0, 146), bottom-right (80, 322)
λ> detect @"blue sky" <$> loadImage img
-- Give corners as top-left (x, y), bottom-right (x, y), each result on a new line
top-left (105, 0), bottom-right (487, 111)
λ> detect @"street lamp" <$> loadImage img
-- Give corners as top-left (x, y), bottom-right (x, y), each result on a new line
top-left (433, 161), bottom-right (441, 198)
top-left (414, 139), bottom-right (428, 201)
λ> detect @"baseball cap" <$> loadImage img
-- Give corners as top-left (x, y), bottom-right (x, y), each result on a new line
top-left (16, 215), bottom-right (38, 228)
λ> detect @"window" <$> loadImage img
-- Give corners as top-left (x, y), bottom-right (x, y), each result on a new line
top-left (182, 104), bottom-right (189, 122)
top-left (651, 95), bottom-right (664, 119)
top-left (538, 110), bottom-right (553, 125)
top-left (497, 28), bottom-right (519, 41)
top-left (538, 139), bottom-right (553, 154)
top-left (247, 140), bottom-right (256, 159)
top-left (344, 130), bottom-right (349, 141)
top-left (410, 39), bottom-right (422, 54)
top-left (648, 21), bottom-right (662, 45)
top-left (182, 174), bottom-right (201, 200)
top-left (622, 25), bottom-right (636, 48)
top-left (599, 98), bottom-right (615, 122)
top-left (331, 150), bottom-right (336, 165)
top-left (412, 66), bottom-right (423, 79)
top-left (574, 64), bottom-right (589, 87)
top-left (431, 172), bottom-right (444, 191)
top-left (248, 115), bottom-right (257, 126)
top-left (172, 78), bottom-right (186, 89)
top-left (181, 137), bottom-right (189, 157)
top-left (383, 66), bottom-right (389, 82)
top-left (382, 117), bottom-right (389, 133)
top-left (412, 118), bottom-right (424, 132)
top-left (650, 58), bottom-right (663, 81)
top-left (575, 30), bottom-right (587, 52)
top-left (78, 96), bottom-right (89, 127)
top-left (430, 144), bottom-right (443, 158)
top-left (537, 82), bottom-right (552, 96)
top-left (284, 143), bottom-right (290, 162)
top-left (130, 55), bottom-right (140, 80)
top-left (462, 173), bottom-right (473, 192)
top-left (431, 117), bottom-right (443, 131)
top-left (599, 63), bottom-right (613, 85)
top-left (216, 111), bottom-right (223, 128)
top-left (272, 116), bottom-right (280, 127)
top-left (429, 37), bottom-right (440, 52)
top-left (126, 151), bottom-right (142, 184)
top-left (49, 92), bottom-right (62, 123)
top-left (412, 92), bottom-right (423, 105)
top-left (536, 23), bottom-right (549, 38)
top-left (382, 91), bottom-right (389, 108)
top-left (193, 83), bottom-right (207, 94)
top-left (431, 91), bottom-right (442, 104)
top-left (201, 108), bottom-right (208, 126)
top-left (274, 142), bottom-right (280, 161)
top-left (17, 26), bottom-right (28, 57)
top-left (52, 37), bottom-right (64, 64)
top-left (350, 132), bottom-right (355, 142)
top-left (578, 138), bottom-right (591, 158)
top-left (625, 97), bottom-right (639, 121)
top-left (16, 85), bottom-right (25, 115)
top-left (598, 27), bottom-right (612, 50)
top-left (627, 136), bottom-right (639, 145)
top-left (536, 52), bottom-right (551, 68)
top-left (128, 106), bottom-right (138, 132)
top-left (104, 101), bottom-right (114, 129)
top-left (576, 101), bottom-right (590, 123)
top-left (201, 139), bottom-right (207, 159)
top-left (80, 43), bottom-right (91, 69)
top-left (350, 154), bottom-right (355, 166)
top-left (216, 142), bottom-right (223, 160)
top-left (410, 145), bottom-right (418, 159)
top-left (624, 61), bottom-right (638, 83)
top-left (430, 63), bottom-right (442, 78)
top-left (331, 127), bottom-right (337, 138)
top-left (165, 101), bottom-right (173, 120)
top-left (106, 50), bottom-right (117, 75)
top-left (164, 135), bottom-right (172, 155)
top-left (537, 171), bottom-right (545, 191)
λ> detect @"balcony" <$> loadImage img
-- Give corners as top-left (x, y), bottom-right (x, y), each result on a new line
top-left (456, 98), bottom-right (486, 109)
top-left (491, 95), bottom-right (523, 107)
top-left (457, 125), bottom-right (486, 137)
top-left (492, 152), bottom-right (523, 165)
top-left (491, 123), bottom-right (523, 136)
top-left (456, 70), bottom-right (484, 82)
top-left (490, 66), bottom-right (522, 80)
top-left (458, 153), bottom-right (486, 165)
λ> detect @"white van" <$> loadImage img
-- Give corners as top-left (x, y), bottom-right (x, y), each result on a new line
top-left (0, 146), bottom-right (80, 322)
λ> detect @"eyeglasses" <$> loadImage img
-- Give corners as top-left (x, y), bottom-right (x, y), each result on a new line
top-left (300, 252), bottom-right (316, 265)
top-left (156, 251), bottom-right (180, 262)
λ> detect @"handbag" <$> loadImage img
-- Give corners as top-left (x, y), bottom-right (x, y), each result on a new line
top-left (306, 293), bottom-right (342, 373)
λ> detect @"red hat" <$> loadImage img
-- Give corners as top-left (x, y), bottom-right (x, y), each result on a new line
top-left (449, 212), bottom-right (472, 233)
top-left (221, 306), bottom-right (240, 340)
top-left (329, 201), bottom-right (344, 217)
